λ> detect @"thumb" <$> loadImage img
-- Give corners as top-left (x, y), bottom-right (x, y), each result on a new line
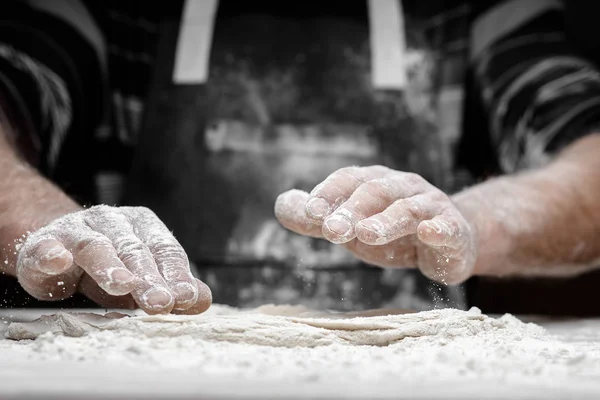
top-left (18, 238), bottom-right (73, 276)
top-left (17, 237), bottom-right (80, 301)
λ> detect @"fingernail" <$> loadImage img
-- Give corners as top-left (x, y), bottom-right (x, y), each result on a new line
top-left (38, 246), bottom-right (72, 274)
top-left (423, 220), bottom-right (447, 237)
top-left (173, 282), bottom-right (198, 305)
top-left (142, 288), bottom-right (174, 308)
top-left (417, 221), bottom-right (434, 235)
top-left (306, 198), bottom-right (330, 219)
top-left (40, 246), bottom-right (69, 262)
top-left (100, 268), bottom-right (136, 296)
top-left (110, 268), bottom-right (135, 285)
top-left (323, 215), bottom-right (353, 238)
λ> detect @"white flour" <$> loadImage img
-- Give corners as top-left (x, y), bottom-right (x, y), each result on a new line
top-left (2, 305), bottom-right (600, 399)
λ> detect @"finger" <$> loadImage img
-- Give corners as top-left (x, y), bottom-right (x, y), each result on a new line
top-left (417, 214), bottom-right (469, 250)
top-left (355, 191), bottom-right (447, 245)
top-left (70, 231), bottom-right (137, 297)
top-left (18, 238), bottom-right (73, 276)
top-left (171, 279), bottom-right (212, 315)
top-left (417, 209), bottom-right (475, 284)
top-left (17, 267), bottom-right (80, 301)
top-left (83, 206), bottom-right (175, 314)
top-left (322, 172), bottom-right (431, 244)
top-left (305, 166), bottom-right (391, 221)
top-left (123, 206), bottom-right (199, 310)
top-left (416, 243), bottom-right (475, 285)
top-left (17, 236), bottom-right (80, 299)
top-left (17, 221), bottom-right (133, 300)
top-left (78, 273), bottom-right (137, 309)
top-left (343, 236), bottom-right (417, 268)
top-left (274, 189), bottom-right (323, 237)
top-left (415, 214), bottom-right (476, 285)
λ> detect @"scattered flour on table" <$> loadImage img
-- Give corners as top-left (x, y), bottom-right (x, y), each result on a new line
top-left (2, 304), bottom-right (599, 387)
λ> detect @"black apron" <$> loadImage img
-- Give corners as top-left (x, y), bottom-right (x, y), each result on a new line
top-left (124, 0), bottom-right (466, 311)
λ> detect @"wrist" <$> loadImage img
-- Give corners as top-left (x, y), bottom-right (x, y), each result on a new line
top-left (0, 180), bottom-right (81, 277)
top-left (451, 179), bottom-right (515, 276)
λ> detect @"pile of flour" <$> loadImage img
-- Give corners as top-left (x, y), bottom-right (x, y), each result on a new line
top-left (2, 304), bottom-right (600, 398)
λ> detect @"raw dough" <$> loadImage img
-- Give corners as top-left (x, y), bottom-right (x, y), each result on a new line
top-left (6, 304), bottom-right (543, 347)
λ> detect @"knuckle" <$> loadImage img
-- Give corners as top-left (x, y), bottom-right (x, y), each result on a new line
top-left (360, 179), bottom-right (394, 200)
top-left (337, 166), bottom-right (360, 176)
top-left (46, 212), bottom-right (77, 229)
top-left (78, 237), bottom-right (113, 253)
top-left (400, 172), bottom-right (427, 187)
top-left (368, 165), bottom-right (391, 174)
top-left (336, 166), bottom-right (364, 182)
top-left (400, 199), bottom-right (423, 220)
top-left (113, 237), bottom-right (147, 256)
top-left (161, 263), bottom-right (190, 281)
top-left (131, 206), bottom-right (156, 217)
top-left (85, 204), bottom-right (114, 217)
top-left (429, 190), bottom-right (448, 203)
top-left (84, 207), bottom-right (129, 229)
top-left (149, 241), bottom-right (186, 260)
top-left (309, 181), bottom-right (327, 197)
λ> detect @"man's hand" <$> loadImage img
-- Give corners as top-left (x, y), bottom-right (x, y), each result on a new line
top-left (275, 166), bottom-right (477, 285)
top-left (16, 205), bottom-right (212, 315)
top-left (0, 124), bottom-right (210, 315)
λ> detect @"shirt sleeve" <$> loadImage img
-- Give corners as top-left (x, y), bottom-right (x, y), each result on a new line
top-left (0, 0), bottom-right (107, 174)
top-left (467, 0), bottom-right (600, 173)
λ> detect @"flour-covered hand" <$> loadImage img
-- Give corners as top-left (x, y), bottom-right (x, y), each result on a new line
top-left (275, 166), bottom-right (477, 284)
top-left (16, 205), bottom-right (211, 314)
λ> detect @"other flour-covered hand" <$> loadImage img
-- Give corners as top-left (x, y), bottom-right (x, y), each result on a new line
top-left (16, 205), bottom-right (212, 315)
top-left (275, 166), bottom-right (477, 284)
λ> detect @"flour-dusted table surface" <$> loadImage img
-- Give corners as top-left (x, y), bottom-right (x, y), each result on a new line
top-left (1, 308), bottom-right (600, 400)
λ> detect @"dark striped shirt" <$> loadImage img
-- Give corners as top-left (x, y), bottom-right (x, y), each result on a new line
top-left (458, 0), bottom-right (600, 178)
top-left (473, 0), bottom-right (600, 172)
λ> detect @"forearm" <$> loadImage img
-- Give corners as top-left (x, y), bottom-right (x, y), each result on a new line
top-left (453, 134), bottom-right (600, 278)
top-left (0, 125), bottom-right (81, 276)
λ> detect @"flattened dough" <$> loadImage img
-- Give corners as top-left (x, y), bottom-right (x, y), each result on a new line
top-left (5, 304), bottom-right (536, 347)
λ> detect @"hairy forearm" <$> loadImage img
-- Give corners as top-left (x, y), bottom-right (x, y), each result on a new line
top-left (452, 134), bottom-right (600, 278)
top-left (0, 125), bottom-right (81, 276)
